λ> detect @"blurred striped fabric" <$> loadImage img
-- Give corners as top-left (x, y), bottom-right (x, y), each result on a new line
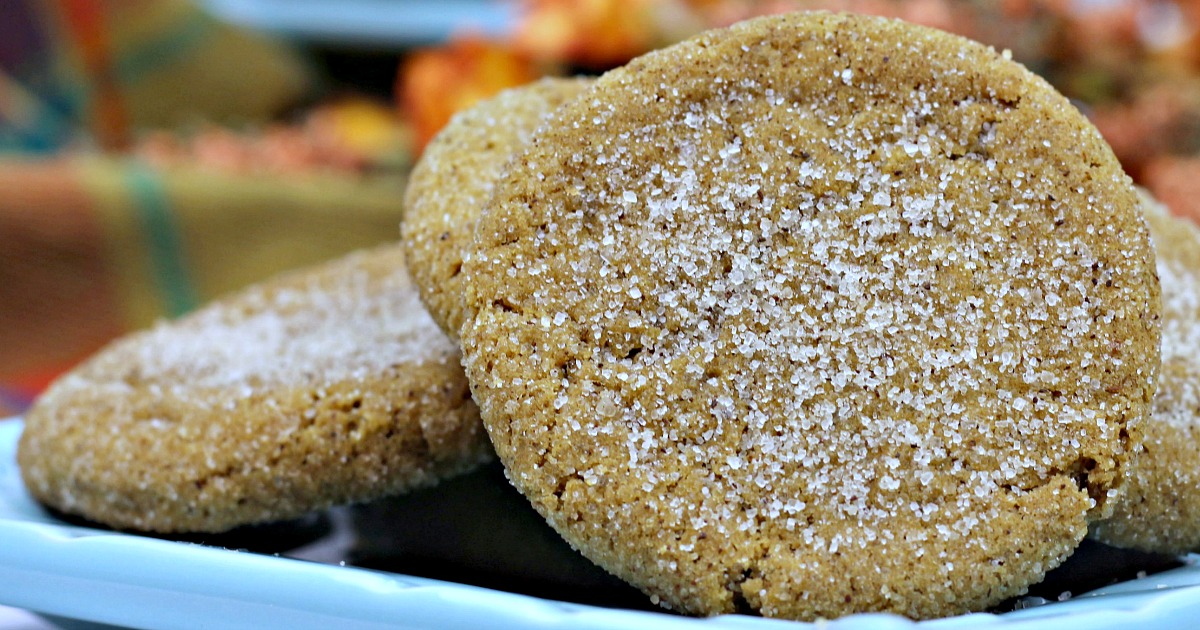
top-left (0, 1), bottom-right (406, 417)
top-left (1, 0), bottom-right (316, 152)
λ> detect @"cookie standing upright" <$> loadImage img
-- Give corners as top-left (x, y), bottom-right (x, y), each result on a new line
top-left (18, 244), bottom-right (490, 533)
top-left (402, 77), bottom-right (593, 338)
top-left (461, 12), bottom-right (1159, 621)
top-left (1091, 193), bottom-right (1200, 554)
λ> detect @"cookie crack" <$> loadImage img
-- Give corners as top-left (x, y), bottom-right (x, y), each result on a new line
top-left (999, 455), bottom-right (1101, 501)
top-left (492, 297), bottom-right (523, 315)
top-left (727, 568), bottom-right (756, 615)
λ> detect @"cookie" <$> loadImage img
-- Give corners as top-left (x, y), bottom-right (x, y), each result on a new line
top-left (460, 12), bottom-right (1159, 620)
top-left (18, 244), bottom-right (489, 533)
top-left (402, 77), bottom-right (593, 338)
top-left (1091, 192), bottom-right (1200, 554)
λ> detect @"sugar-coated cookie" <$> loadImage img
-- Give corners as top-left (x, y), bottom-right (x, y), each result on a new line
top-left (1091, 192), bottom-right (1200, 554)
top-left (403, 77), bottom-right (593, 338)
top-left (19, 244), bottom-right (489, 533)
top-left (460, 12), bottom-right (1159, 620)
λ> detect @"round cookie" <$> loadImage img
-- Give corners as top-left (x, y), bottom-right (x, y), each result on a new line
top-left (402, 76), bottom-right (593, 339)
top-left (18, 244), bottom-right (489, 533)
top-left (461, 12), bottom-right (1158, 621)
top-left (1091, 192), bottom-right (1200, 554)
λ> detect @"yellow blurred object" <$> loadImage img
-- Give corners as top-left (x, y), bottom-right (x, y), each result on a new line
top-left (130, 98), bottom-right (413, 177)
top-left (308, 98), bottom-right (414, 165)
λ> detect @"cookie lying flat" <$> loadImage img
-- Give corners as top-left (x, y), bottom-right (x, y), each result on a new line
top-left (1091, 193), bottom-right (1200, 554)
top-left (461, 12), bottom-right (1158, 621)
top-left (403, 77), bottom-right (593, 339)
top-left (18, 244), bottom-right (489, 533)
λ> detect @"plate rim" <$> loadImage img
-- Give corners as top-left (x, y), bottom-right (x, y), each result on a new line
top-left (3, 418), bottom-right (1200, 630)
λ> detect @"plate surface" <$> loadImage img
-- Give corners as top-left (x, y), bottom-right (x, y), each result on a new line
top-left (2, 418), bottom-right (1199, 630)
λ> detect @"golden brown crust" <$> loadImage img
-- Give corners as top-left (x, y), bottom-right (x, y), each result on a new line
top-left (402, 77), bottom-right (593, 339)
top-left (461, 12), bottom-right (1158, 620)
top-left (18, 244), bottom-right (490, 533)
top-left (1092, 193), bottom-right (1200, 554)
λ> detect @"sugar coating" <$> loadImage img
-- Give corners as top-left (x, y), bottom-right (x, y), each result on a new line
top-left (403, 77), bottom-right (593, 338)
top-left (460, 12), bottom-right (1159, 621)
top-left (18, 244), bottom-right (490, 533)
top-left (1091, 192), bottom-right (1200, 554)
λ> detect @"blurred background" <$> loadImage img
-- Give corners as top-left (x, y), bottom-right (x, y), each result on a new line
top-left (3, 0), bottom-right (1200, 416)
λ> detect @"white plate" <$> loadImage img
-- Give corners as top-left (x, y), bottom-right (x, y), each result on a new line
top-left (2, 418), bottom-right (1199, 629)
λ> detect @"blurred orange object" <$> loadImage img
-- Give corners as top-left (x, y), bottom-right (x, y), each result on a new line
top-left (512, 0), bottom-right (666, 68)
top-left (56, 0), bottom-right (132, 150)
top-left (1089, 82), bottom-right (1200, 180)
top-left (397, 36), bottom-right (537, 151)
top-left (1144, 155), bottom-right (1200, 225)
